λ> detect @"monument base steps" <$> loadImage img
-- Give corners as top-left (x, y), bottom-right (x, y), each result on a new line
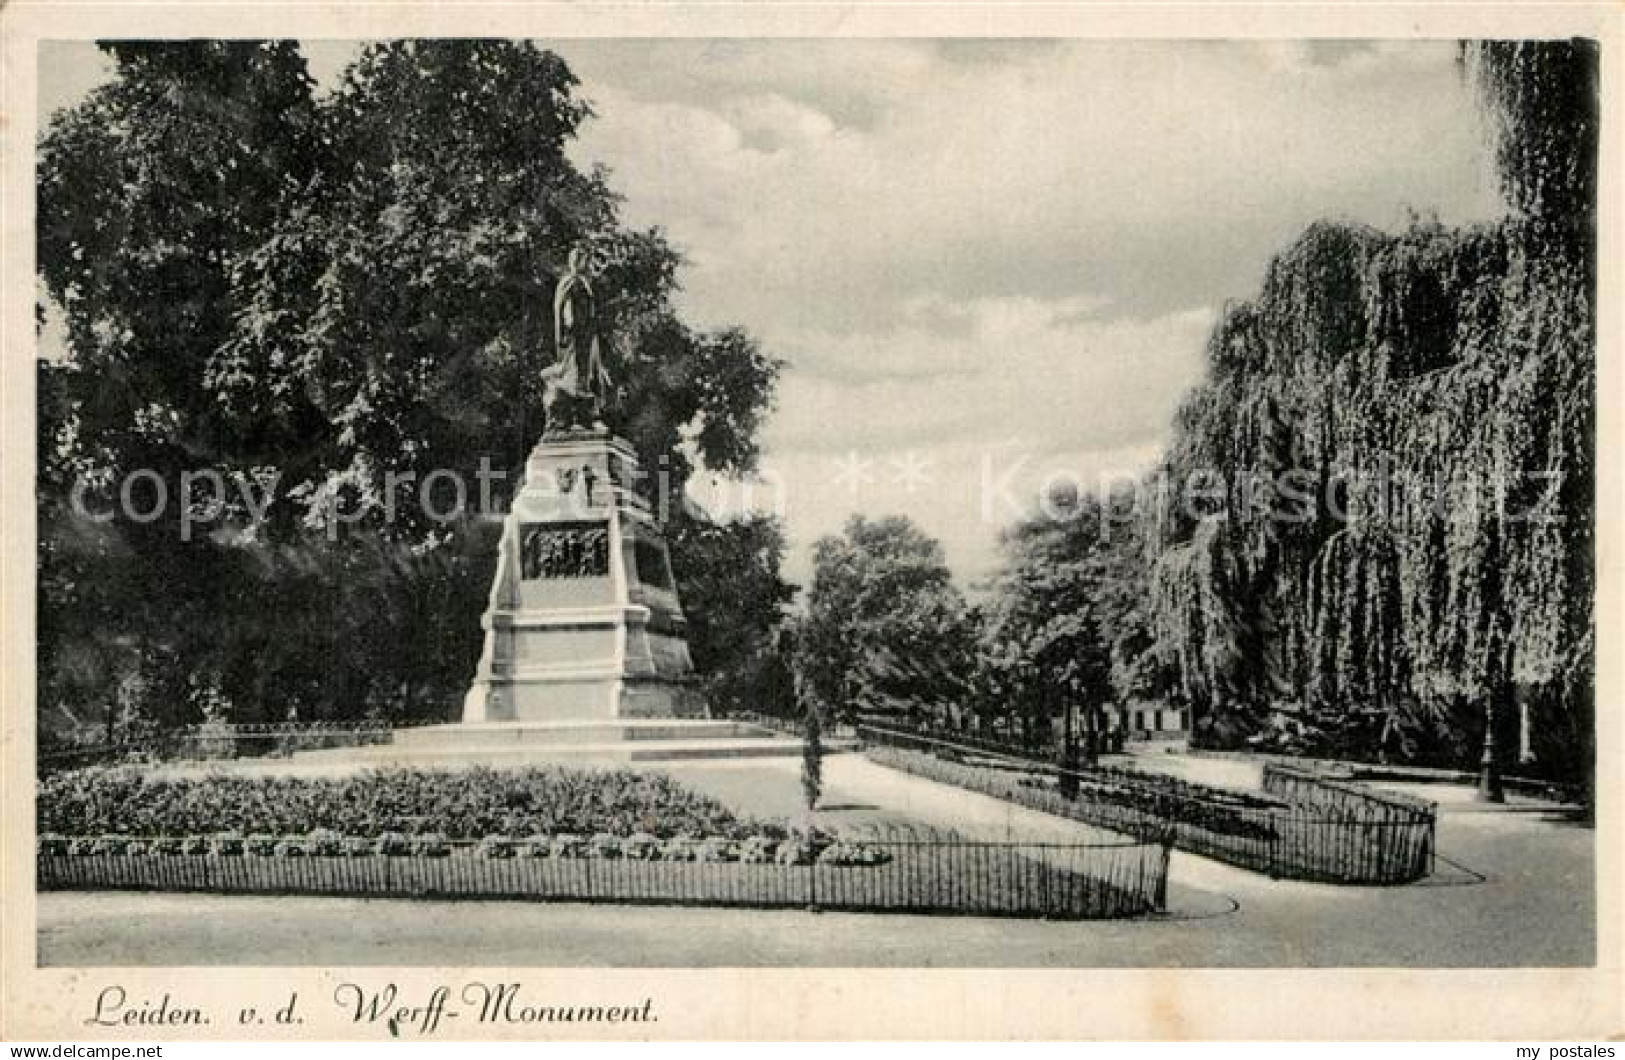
top-left (293, 718), bottom-right (855, 767)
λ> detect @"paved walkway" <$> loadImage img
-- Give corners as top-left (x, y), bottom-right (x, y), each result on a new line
top-left (658, 755), bottom-right (1131, 844)
top-left (36, 753), bottom-right (1594, 967)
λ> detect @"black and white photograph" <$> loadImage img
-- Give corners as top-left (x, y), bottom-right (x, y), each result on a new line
top-left (1, 1), bottom-right (1618, 1043)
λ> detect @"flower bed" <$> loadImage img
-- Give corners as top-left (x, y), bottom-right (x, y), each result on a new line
top-left (36, 761), bottom-right (1173, 918)
top-left (38, 764), bottom-right (753, 841)
top-left (36, 827), bottom-right (891, 866)
top-left (38, 764), bottom-right (906, 872)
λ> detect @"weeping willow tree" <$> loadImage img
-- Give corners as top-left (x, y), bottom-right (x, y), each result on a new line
top-left (1147, 40), bottom-right (1595, 787)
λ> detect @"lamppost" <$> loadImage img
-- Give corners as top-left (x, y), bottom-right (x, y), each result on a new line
top-left (1081, 693), bottom-right (1099, 768)
top-left (1478, 631), bottom-right (1507, 804)
top-left (1017, 660), bottom-right (1038, 751)
top-left (1057, 678), bottom-right (1079, 800)
top-left (1477, 539), bottom-right (1508, 804)
top-left (1478, 697), bottom-right (1505, 803)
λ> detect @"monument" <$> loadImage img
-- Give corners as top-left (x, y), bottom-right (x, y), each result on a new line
top-left (461, 245), bottom-right (704, 721)
top-left (293, 245), bottom-right (825, 764)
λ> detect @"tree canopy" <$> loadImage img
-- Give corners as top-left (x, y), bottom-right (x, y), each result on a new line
top-left (796, 515), bottom-right (977, 725)
top-left (37, 40), bottom-right (784, 738)
top-left (1142, 40), bottom-right (1595, 777)
top-left (980, 491), bottom-right (1149, 745)
top-left (952, 41), bottom-right (1595, 784)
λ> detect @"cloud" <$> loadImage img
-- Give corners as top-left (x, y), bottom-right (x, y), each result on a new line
top-left (768, 347), bottom-right (1204, 489)
top-left (745, 301), bottom-right (1213, 584)
top-left (560, 38), bottom-right (1502, 582)
top-left (555, 39), bottom-right (936, 133)
top-left (37, 38), bottom-right (1505, 585)
top-left (569, 40), bottom-right (1500, 321)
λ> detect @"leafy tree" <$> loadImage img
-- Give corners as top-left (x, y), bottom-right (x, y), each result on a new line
top-left (983, 490), bottom-right (1141, 760)
top-left (667, 512), bottom-right (797, 717)
top-left (37, 40), bottom-right (781, 737)
top-left (1144, 41), bottom-right (1595, 782)
top-left (1465, 40), bottom-right (1599, 251)
top-left (796, 515), bottom-right (976, 726)
top-left (217, 40), bottom-right (777, 534)
top-left (38, 41), bottom-right (325, 738)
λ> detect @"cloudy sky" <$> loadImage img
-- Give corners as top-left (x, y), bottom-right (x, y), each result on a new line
top-left (39, 39), bottom-right (1505, 587)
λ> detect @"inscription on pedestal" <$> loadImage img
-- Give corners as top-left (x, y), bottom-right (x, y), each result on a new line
top-left (465, 434), bottom-right (700, 723)
top-left (520, 521), bottom-right (610, 580)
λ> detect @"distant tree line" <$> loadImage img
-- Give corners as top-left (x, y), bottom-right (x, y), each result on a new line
top-left (791, 509), bottom-right (1142, 759)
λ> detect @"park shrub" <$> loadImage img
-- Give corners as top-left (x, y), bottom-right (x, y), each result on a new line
top-left (37, 821), bottom-right (900, 877)
top-left (774, 836), bottom-right (816, 866)
top-left (375, 832), bottom-right (412, 856)
top-left (695, 837), bottom-right (736, 863)
top-left (412, 833), bottom-right (450, 858)
top-left (817, 840), bottom-right (891, 867)
top-left (210, 832), bottom-right (246, 857)
top-left (246, 834), bottom-right (280, 857)
top-left (305, 829), bottom-right (344, 857)
top-left (866, 744), bottom-right (1276, 842)
top-left (550, 834), bottom-right (588, 859)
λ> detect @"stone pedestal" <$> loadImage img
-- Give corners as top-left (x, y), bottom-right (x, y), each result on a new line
top-left (461, 432), bottom-right (704, 722)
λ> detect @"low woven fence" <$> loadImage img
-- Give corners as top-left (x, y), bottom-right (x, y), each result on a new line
top-left (37, 827), bottom-right (1169, 920)
top-left (860, 725), bottom-right (1435, 885)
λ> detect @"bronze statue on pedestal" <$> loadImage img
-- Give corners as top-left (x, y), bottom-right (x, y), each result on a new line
top-left (542, 244), bottom-right (613, 434)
